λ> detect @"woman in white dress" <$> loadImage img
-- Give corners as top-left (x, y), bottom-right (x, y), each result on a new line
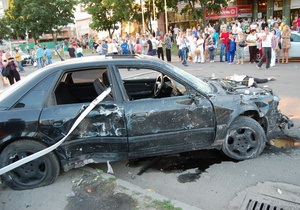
top-left (195, 34), bottom-right (205, 63)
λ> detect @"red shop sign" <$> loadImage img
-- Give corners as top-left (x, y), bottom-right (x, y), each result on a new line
top-left (238, 5), bottom-right (252, 14)
top-left (206, 6), bottom-right (238, 19)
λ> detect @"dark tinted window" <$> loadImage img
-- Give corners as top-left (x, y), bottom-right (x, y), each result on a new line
top-left (291, 33), bottom-right (300, 42)
top-left (12, 74), bottom-right (55, 109)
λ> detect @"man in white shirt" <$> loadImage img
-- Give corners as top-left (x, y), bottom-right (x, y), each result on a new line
top-left (150, 35), bottom-right (158, 56)
top-left (256, 27), bottom-right (273, 69)
top-left (173, 24), bottom-right (180, 41)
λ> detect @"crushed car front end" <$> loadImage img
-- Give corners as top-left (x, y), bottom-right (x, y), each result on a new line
top-left (206, 78), bottom-right (293, 147)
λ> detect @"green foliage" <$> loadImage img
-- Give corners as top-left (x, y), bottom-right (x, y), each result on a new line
top-left (80, 0), bottom-right (135, 38)
top-left (5, 0), bottom-right (77, 43)
top-left (150, 200), bottom-right (182, 210)
top-left (178, 0), bottom-right (228, 27)
top-left (138, 0), bottom-right (178, 32)
top-left (0, 17), bottom-right (13, 40)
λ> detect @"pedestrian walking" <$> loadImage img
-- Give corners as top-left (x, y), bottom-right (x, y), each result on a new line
top-left (14, 49), bottom-right (25, 72)
top-left (44, 47), bottom-right (53, 64)
top-left (256, 27), bottom-right (272, 69)
top-left (35, 45), bottom-right (45, 69)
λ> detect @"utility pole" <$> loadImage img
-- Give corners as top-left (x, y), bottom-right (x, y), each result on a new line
top-left (164, 0), bottom-right (168, 34)
top-left (141, 0), bottom-right (145, 33)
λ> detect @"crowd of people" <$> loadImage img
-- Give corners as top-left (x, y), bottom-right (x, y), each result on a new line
top-left (171, 15), bottom-right (299, 68)
top-left (1, 14), bottom-right (300, 86)
top-left (0, 43), bottom-right (55, 86)
top-left (75, 14), bottom-right (300, 69)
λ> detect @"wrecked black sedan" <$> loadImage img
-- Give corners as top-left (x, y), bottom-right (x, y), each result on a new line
top-left (0, 55), bottom-right (291, 189)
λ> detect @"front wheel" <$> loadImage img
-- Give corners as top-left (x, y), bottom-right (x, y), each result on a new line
top-left (0, 140), bottom-right (60, 190)
top-left (222, 116), bottom-right (266, 160)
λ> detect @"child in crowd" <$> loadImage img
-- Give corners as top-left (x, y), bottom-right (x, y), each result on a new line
top-left (226, 34), bottom-right (236, 64)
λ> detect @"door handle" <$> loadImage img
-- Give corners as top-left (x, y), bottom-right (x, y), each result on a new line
top-left (53, 120), bottom-right (64, 127)
top-left (132, 113), bottom-right (147, 122)
top-left (176, 99), bottom-right (193, 105)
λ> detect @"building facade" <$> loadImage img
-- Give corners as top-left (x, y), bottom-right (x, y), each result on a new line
top-left (168, 0), bottom-right (300, 31)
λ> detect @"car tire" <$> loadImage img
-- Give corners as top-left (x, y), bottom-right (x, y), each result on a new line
top-left (0, 140), bottom-right (60, 190)
top-left (222, 116), bottom-right (266, 160)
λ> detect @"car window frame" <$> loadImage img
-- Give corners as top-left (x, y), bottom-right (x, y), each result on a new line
top-left (47, 66), bottom-right (114, 107)
top-left (113, 64), bottom-right (191, 101)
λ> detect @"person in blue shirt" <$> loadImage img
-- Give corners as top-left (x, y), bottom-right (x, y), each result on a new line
top-left (120, 39), bottom-right (130, 54)
top-left (102, 40), bottom-right (108, 55)
top-left (226, 34), bottom-right (236, 64)
top-left (44, 47), bottom-right (52, 65)
top-left (212, 29), bottom-right (219, 53)
top-left (36, 45), bottom-right (44, 69)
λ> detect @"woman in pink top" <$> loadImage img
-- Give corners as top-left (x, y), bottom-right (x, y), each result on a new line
top-left (134, 39), bottom-right (142, 54)
top-left (298, 15), bottom-right (300, 33)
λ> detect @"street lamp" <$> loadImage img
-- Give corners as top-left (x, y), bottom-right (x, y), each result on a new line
top-left (164, 0), bottom-right (168, 34)
top-left (141, 0), bottom-right (145, 33)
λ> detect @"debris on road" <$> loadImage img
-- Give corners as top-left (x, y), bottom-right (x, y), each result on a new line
top-left (270, 138), bottom-right (300, 148)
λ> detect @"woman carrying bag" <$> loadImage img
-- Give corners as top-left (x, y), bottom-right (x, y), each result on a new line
top-left (2, 52), bottom-right (20, 85)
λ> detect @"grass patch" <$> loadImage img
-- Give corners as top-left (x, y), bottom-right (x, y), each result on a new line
top-left (149, 200), bottom-right (182, 210)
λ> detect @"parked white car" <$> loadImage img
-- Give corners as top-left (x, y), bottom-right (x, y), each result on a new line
top-left (243, 31), bottom-right (300, 60)
top-left (289, 31), bottom-right (300, 58)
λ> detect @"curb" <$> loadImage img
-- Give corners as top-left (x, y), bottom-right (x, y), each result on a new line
top-left (101, 172), bottom-right (201, 210)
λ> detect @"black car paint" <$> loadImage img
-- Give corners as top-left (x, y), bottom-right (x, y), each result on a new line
top-left (0, 56), bottom-right (289, 173)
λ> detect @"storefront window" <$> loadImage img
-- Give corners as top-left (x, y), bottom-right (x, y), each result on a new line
top-left (273, 0), bottom-right (283, 20)
top-left (291, 0), bottom-right (300, 29)
top-left (258, 0), bottom-right (267, 19)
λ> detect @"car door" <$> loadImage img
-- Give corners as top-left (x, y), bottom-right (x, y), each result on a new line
top-left (290, 32), bottom-right (300, 58)
top-left (115, 66), bottom-right (215, 158)
top-left (39, 67), bottom-right (128, 163)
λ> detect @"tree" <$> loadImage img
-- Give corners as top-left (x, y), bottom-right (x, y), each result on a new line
top-left (181, 0), bottom-right (228, 27)
top-left (5, 0), bottom-right (77, 43)
top-left (139, 0), bottom-right (178, 32)
top-left (80, 0), bottom-right (136, 38)
top-left (0, 17), bottom-right (13, 42)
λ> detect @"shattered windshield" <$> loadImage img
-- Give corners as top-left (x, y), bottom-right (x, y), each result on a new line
top-left (163, 62), bottom-right (212, 94)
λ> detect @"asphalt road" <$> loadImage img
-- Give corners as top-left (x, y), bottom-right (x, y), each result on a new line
top-left (0, 55), bottom-right (300, 210)
top-left (107, 58), bottom-right (300, 210)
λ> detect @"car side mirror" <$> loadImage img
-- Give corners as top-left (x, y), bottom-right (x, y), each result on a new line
top-left (189, 91), bottom-right (200, 105)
